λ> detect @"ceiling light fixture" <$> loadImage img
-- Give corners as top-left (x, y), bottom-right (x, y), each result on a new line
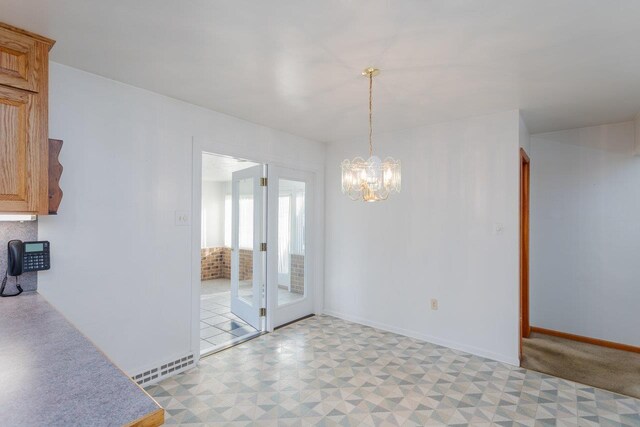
top-left (341, 68), bottom-right (401, 202)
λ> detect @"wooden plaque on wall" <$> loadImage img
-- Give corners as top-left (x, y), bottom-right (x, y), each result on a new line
top-left (48, 138), bottom-right (63, 214)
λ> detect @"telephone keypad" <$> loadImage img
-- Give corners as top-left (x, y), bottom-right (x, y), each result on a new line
top-left (23, 252), bottom-right (50, 272)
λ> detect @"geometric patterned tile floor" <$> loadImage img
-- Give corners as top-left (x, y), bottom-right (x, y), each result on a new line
top-left (147, 315), bottom-right (640, 426)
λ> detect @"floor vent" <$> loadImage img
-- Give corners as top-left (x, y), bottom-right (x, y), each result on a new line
top-left (132, 353), bottom-right (195, 386)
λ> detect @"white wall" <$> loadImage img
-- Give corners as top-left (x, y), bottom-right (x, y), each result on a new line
top-left (324, 110), bottom-right (522, 365)
top-left (201, 181), bottom-right (226, 248)
top-left (635, 113), bottom-right (640, 156)
top-left (520, 116), bottom-right (530, 154)
top-left (530, 121), bottom-right (640, 346)
top-left (39, 63), bottom-right (325, 375)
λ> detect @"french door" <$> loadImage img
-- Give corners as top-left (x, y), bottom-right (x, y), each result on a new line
top-left (230, 165), bottom-right (266, 331)
top-left (266, 166), bottom-right (314, 329)
top-left (228, 163), bottom-right (314, 331)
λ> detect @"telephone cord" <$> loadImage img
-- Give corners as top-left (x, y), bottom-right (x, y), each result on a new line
top-left (0, 270), bottom-right (23, 297)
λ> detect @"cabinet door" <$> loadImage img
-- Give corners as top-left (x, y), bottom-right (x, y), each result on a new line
top-left (0, 85), bottom-right (43, 212)
top-left (0, 25), bottom-right (42, 92)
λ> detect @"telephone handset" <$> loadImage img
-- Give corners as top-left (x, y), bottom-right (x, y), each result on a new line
top-left (8, 240), bottom-right (23, 277)
top-left (2, 240), bottom-right (50, 297)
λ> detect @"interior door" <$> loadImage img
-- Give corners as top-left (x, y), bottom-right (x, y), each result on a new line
top-left (230, 164), bottom-right (265, 331)
top-left (267, 166), bottom-right (314, 329)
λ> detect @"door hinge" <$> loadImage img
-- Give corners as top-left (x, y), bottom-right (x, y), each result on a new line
top-left (260, 242), bottom-right (267, 251)
top-left (259, 308), bottom-right (267, 317)
top-left (260, 177), bottom-right (268, 187)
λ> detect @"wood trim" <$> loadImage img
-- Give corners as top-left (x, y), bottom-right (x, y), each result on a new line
top-left (47, 138), bottom-right (63, 214)
top-left (519, 147), bottom-right (531, 363)
top-left (0, 22), bottom-right (55, 48)
top-left (124, 408), bottom-right (164, 427)
top-left (530, 326), bottom-right (640, 354)
top-left (33, 40), bottom-right (49, 214)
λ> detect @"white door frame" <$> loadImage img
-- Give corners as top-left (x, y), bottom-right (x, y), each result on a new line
top-left (190, 138), bottom-right (325, 364)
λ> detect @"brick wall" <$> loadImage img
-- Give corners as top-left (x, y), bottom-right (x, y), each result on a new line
top-left (201, 247), bottom-right (227, 280)
top-left (290, 254), bottom-right (304, 294)
top-left (238, 249), bottom-right (253, 281)
top-left (201, 247), bottom-right (253, 281)
top-left (221, 248), bottom-right (231, 278)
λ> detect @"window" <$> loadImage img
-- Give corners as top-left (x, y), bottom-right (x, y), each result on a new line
top-left (277, 185), bottom-right (305, 279)
top-left (224, 196), bottom-right (231, 247)
top-left (224, 195), bottom-right (254, 249)
top-left (293, 190), bottom-right (305, 255)
top-left (201, 207), bottom-right (207, 248)
top-left (278, 195), bottom-right (291, 275)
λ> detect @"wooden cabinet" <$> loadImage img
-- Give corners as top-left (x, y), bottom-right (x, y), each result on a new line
top-left (0, 23), bottom-right (54, 214)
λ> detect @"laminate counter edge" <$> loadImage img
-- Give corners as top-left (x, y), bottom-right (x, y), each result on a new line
top-left (0, 292), bottom-right (164, 426)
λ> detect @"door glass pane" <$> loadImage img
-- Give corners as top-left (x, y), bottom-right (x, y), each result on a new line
top-left (238, 177), bottom-right (254, 304)
top-left (278, 179), bottom-right (305, 306)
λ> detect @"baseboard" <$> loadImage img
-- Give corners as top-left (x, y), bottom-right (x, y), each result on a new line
top-left (322, 309), bottom-right (520, 366)
top-left (530, 326), bottom-right (640, 354)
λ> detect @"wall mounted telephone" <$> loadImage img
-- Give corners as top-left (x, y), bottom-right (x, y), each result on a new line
top-left (1, 240), bottom-right (50, 297)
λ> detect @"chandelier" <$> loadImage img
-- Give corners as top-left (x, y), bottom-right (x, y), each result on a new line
top-left (341, 68), bottom-right (401, 202)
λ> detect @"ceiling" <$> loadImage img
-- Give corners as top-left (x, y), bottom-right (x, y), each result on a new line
top-left (202, 154), bottom-right (257, 182)
top-left (2, 1), bottom-right (640, 142)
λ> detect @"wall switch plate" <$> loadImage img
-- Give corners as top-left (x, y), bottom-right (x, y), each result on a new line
top-left (494, 222), bottom-right (504, 235)
top-left (430, 298), bottom-right (438, 310)
top-left (175, 210), bottom-right (191, 226)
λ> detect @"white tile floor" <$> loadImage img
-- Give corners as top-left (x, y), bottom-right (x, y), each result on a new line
top-left (200, 280), bottom-right (259, 354)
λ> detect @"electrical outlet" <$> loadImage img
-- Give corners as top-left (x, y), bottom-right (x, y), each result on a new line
top-left (174, 210), bottom-right (191, 226)
top-left (430, 298), bottom-right (438, 311)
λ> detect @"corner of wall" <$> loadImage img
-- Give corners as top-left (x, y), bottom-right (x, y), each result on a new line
top-left (634, 112), bottom-right (640, 156)
top-left (518, 112), bottom-right (531, 154)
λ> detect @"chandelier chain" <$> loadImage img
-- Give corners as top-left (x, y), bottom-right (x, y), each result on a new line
top-left (369, 71), bottom-right (373, 158)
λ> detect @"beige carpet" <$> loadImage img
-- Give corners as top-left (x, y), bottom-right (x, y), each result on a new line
top-left (522, 332), bottom-right (640, 399)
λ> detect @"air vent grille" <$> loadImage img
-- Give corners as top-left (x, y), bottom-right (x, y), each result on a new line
top-left (132, 353), bottom-right (194, 386)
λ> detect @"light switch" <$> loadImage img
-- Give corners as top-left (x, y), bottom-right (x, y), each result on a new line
top-left (175, 210), bottom-right (191, 226)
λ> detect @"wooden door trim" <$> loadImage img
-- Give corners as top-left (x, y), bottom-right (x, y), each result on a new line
top-left (519, 148), bottom-right (530, 363)
top-left (530, 326), bottom-right (640, 354)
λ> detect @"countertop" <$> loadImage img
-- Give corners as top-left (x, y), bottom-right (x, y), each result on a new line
top-left (0, 292), bottom-right (163, 426)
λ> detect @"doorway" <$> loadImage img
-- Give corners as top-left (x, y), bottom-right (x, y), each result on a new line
top-left (518, 143), bottom-right (640, 399)
top-left (199, 154), bottom-right (262, 355)
top-left (197, 153), bottom-right (316, 356)
top-left (519, 148), bottom-right (530, 362)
